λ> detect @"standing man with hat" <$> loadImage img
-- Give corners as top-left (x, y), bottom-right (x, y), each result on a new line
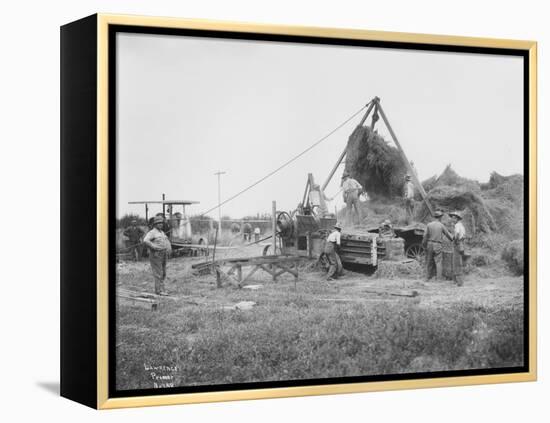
top-left (450, 211), bottom-right (466, 286)
top-left (341, 173), bottom-right (363, 226)
top-left (123, 219), bottom-right (145, 261)
top-left (143, 215), bottom-right (172, 296)
top-left (422, 210), bottom-right (453, 281)
top-left (403, 174), bottom-right (415, 220)
top-left (324, 223), bottom-right (344, 281)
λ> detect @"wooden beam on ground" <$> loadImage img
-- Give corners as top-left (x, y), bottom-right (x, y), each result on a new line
top-left (117, 294), bottom-right (159, 310)
top-left (363, 287), bottom-right (419, 297)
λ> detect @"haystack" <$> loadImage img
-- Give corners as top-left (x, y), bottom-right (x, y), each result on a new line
top-left (416, 165), bottom-right (497, 234)
top-left (344, 126), bottom-right (407, 199)
top-left (422, 185), bottom-right (497, 234)
top-left (483, 172), bottom-right (524, 238)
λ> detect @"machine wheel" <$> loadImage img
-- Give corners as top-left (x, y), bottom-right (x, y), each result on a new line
top-left (406, 243), bottom-right (425, 262)
top-left (276, 211), bottom-right (294, 239)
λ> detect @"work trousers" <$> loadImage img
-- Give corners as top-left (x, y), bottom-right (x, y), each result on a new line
top-left (324, 242), bottom-right (343, 280)
top-left (344, 190), bottom-right (361, 225)
top-left (149, 250), bottom-right (167, 294)
top-left (125, 241), bottom-right (143, 261)
top-left (453, 240), bottom-right (465, 285)
top-left (425, 241), bottom-right (443, 281)
top-left (404, 198), bottom-right (414, 219)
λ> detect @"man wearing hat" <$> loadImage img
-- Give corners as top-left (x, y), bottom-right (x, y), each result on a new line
top-left (403, 174), bottom-right (415, 219)
top-left (450, 211), bottom-right (466, 286)
top-left (422, 210), bottom-right (453, 281)
top-left (341, 173), bottom-right (363, 225)
top-left (123, 219), bottom-right (145, 261)
top-left (378, 219), bottom-right (395, 238)
top-left (143, 216), bottom-right (172, 296)
top-left (324, 223), bottom-right (344, 281)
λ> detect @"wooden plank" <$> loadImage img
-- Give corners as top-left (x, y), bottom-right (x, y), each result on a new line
top-left (117, 288), bottom-right (157, 299)
top-left (273, 263), bottom-right (299, 278)
top-left (258, 264), bottom-right (275, 276)
top-left (363, 288), bottom-right (419, 297)
top-left (117, 295), bottom-right (158, 311)
top-left (216, 266), bottom-right (240, 288)
top-left (236, 264), bottom-right (242, 284)
top-left (241, 265), bottom-right (261, 284)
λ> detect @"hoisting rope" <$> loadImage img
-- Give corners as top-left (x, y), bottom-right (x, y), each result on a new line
top-left (198, 102), bottom-right (371, 217)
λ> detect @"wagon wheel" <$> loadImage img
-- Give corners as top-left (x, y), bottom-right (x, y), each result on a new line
top-left (319, 253), bottom-right (330, 271)
top-left (406, 243), bottom-right (425, 262)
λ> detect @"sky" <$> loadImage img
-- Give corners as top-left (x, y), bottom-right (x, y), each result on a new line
top-left (116, 32), bottom-right (523, 219)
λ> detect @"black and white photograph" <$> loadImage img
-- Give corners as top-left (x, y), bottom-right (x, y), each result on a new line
top-left (113, 29), bottom-right (527, 394)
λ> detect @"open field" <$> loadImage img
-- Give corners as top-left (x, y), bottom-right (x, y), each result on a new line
top-left (115, 244), bottom-right (524, 391)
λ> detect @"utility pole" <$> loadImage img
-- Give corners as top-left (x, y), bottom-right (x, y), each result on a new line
top-left (214, 171), bottom-right (226, 232)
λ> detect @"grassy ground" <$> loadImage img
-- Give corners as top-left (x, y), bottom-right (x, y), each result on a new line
top-left (115, 247), bottom-right (524, 391)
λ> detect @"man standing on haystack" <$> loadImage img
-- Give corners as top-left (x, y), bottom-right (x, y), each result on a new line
top-left (143, 215), bottom-right (172, 296)
top-left (422, 210), bottom-right (453, 281)
top-left (341, 173), bottom-right (363, 225)
top-left (450, 211), bottom-right (466, 286)
top-left (403, 174), bottom-right (415, 219)
top-left (324, 223), bottom-right (344, 281)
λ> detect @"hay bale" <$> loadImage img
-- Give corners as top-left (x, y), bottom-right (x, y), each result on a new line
top-left (501, 240), bottom-right (524, 275)
top-left (383, 238), bottom-right (405, 261)
top-left (344, 126), bottom-right (407, 199)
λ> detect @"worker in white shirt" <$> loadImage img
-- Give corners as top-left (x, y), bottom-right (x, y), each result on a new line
top-left (450, 211), bottom-right (466, 286)
top-left (324, 223), bottom-right (344, 281)
top-left (309, 182), bottom-right (332, 217)
top-left (341, 173), bottom-right (363, 225)
top-left (403, 174), bottom-right (415, 219)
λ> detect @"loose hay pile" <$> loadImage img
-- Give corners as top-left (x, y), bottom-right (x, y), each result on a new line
top-left (376, 260), bottom-right (423, 279)
top-left (501, 240), bottom-right (524, 275)
top-left (341, 124), bottom-right (524, 276)
top-left (344, 126), bottom-right (407, 199)
top-left (419, 166), bottom-right (524, 238)
top-left (342, 129), bottom-right (521, 236)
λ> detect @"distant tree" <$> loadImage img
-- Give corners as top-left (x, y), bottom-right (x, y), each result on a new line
top-left (116, 213), bottom-right (146, 229)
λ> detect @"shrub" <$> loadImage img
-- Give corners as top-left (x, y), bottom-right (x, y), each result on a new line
top-left (116, 213), bottom-right (147, 229)
top-left (501, 240), bottom-right (524, 275)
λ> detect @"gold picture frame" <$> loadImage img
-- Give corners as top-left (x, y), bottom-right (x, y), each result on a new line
top-left (61, 13), bottom-right (537, 409)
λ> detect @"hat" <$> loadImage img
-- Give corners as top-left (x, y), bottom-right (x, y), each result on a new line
top-left (449, 211), bottom-right (463, 220)
top-left (434, 210), bottom-right (444, 218)
top-left (334, 223), bottom-right (342, 230)
top-left (383, 219), bottom-right (392, 226)
top-left (153, 216), bottom-right (164, 225)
